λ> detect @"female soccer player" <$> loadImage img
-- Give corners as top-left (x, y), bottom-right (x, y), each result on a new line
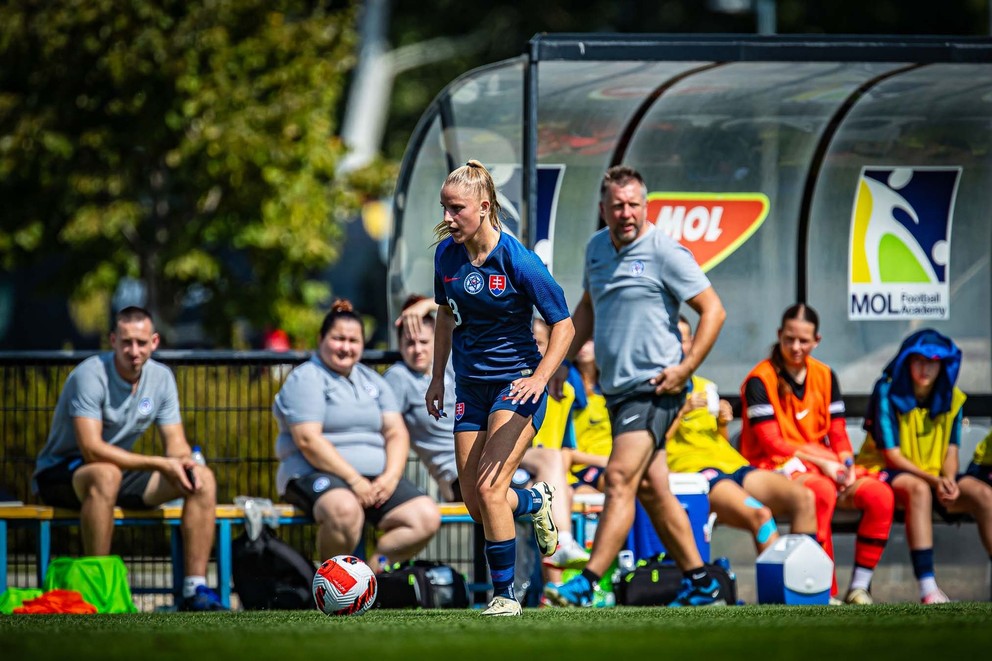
top-left (426, 160), bottom-right (574, 616)
top-left (857, 329), bottom-right (992, 603)
top-left (739, 303), bottom-right (895, 604)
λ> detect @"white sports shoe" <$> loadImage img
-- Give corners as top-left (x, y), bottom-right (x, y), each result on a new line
top-left (921, 588), bottom-right (950, 604)
top-left (480, 595), bottom-right (522, 616)
top-left (544, 536), bottom-right (590, 569)
top-left (844, 587), bottom-right (873, 605)
top-left (531, 481), bottom-right (558, 557)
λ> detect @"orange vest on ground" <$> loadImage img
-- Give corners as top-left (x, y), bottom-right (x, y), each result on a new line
top-left (740, 357), bottom-right (834, 471)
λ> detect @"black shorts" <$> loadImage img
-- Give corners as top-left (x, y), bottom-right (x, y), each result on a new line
top-left (606, 389), bottom-right (685, 450)
top-left (35, 457), bottom-right (154, 510)
top-left (283, 472), bottom-right (428, 526)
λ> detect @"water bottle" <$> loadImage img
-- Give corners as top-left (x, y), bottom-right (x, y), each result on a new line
top-left (186, 445), bottom-right (206, 490)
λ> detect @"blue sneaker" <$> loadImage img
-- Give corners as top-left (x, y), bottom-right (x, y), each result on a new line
top-left (667, 577), bottom-right (727, 608)
top-left (543, 574), bottom-right (593, 607)
top-left (179, 585), bottom-right (228, 611)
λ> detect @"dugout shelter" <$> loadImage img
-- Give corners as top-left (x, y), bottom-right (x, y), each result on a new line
top-left (387, 33), bottom-right (992, 420)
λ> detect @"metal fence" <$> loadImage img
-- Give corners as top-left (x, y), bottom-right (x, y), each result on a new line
top-left (0, 350), bottom-right (482, 609)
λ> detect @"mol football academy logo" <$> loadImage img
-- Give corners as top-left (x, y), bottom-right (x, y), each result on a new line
top-left (646, 192), bottom-right (769, 272)
top-left (848, 167), bottom-right (961, 320)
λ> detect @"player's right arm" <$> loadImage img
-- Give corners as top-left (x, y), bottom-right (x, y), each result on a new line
top-left (426, 305), bottom-right (455, 420)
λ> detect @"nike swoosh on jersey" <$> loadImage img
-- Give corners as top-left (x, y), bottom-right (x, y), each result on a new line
top-left (795, 409), bottom-right (809, 420)
top-left (621, 414), bottom-right (640, 425)
top-left (443, 276), bottom-right (459, 282)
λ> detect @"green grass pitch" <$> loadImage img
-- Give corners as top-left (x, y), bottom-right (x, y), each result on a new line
top-left (2, 604), bottom-right (991, 661)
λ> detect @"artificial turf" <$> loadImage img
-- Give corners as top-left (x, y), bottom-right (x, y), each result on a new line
top-left (2, 603), bottom-right (990, 661)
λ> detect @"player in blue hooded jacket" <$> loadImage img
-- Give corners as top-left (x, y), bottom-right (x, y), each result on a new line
top-left (857, 329), bottom-right (992, 603)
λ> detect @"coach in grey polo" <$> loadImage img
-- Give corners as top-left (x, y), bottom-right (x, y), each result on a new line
top-left (33, 354), bottom-right (181, 483)
top-left (272, 355), bottom-right (400, 496)
top-left (543, 165), bottom-right (727, 609)
top-left (30, 306), bottom-right (225, 611)
top-left (583, 222), bottom-right (710, 400)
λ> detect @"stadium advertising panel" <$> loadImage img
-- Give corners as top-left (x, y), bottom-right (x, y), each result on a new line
top-left (848, 166), bottom-right (961, 320)
top-left (647, 192), bottom-right (769, 272)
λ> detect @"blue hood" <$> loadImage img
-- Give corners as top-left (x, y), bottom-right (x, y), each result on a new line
top-left (866, 329), bottom-right (961, 431)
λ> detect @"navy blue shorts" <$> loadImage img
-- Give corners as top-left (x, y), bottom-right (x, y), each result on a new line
top-left (572, 465), bottom-right (605, 489)
top-left (964, 461), bottom-right (992, 487)
top-left (283, 472), bottom-right (427, 526)
top-left (699, 465), bottom-right (756, 490)
top-left (453, 379), bottom-right (547, 433)
top-left (876, 468), bottom-right (967, 523)
top-left (35, 456), bottom-right (154, 510)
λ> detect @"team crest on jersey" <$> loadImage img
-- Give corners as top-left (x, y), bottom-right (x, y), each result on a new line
top-left (464, 272), bottom-right (484, 295)
top-left (630, 260), bottom-right (645, 276)
top-left (137, 397), bottom-right (153, 416)
top-left (455, 402), bottom-right (465, 420)
top-left (363, 383), bottom-right (379, 398)
top-left (488, 274), bottom-right (507, 296)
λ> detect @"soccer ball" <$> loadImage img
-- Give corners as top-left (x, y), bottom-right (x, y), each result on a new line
top-left (312, 555), bottom-right (377, 616)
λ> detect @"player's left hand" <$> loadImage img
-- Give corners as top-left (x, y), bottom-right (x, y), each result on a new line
top-left (508, 375), bottom-right (547, 405)
top-left (650, 363), bottom-right (691, 395)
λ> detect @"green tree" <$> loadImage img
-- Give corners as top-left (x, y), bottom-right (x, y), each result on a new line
top-left (0, 0), bottom-right (391, 346)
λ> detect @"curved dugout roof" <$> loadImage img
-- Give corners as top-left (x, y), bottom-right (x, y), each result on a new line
top-left (389, 34), bottom-right (992, 408)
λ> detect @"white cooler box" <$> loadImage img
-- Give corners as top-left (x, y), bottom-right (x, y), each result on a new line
top-left (756, 534), bottom-right (833, 605)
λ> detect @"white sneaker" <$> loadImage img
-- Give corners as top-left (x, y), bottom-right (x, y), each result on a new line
top-left (544, 537), bottom-right (590, 569)
top-left (531, 481), bottom-right (558, 557)
top-left (481, 595), bottom-right (522, 616)
top-left (921, 588), bottom-right (950, 604)
top-left (844, 587), bottom-right (873, 605)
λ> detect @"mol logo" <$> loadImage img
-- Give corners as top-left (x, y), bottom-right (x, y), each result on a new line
top-left (646, 193), bottom-right (769, 272)
top-left (848, 167), bottom-right (960, 320)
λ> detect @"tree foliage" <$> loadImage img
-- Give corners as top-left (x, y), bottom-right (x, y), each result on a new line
top-left (0, 0), bottom-right (390, 346)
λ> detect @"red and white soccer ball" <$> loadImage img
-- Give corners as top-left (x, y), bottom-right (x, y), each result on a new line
top-left (312, 555), bottom-right (377, 616)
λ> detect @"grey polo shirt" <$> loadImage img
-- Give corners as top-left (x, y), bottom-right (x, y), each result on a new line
top-left (384, 360), bottom-right (458, 501)
top-left (272, 355), bottom-right (399, 495)
top-left (583, 223), bottom-right (710, 397)
top-left (33, 353), bottom-right (182, 487)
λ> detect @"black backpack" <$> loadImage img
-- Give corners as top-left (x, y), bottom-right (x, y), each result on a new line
top-left (374, 560), bottom-right (471, 609)
top-left (232, 526), bottom-right (317, 610)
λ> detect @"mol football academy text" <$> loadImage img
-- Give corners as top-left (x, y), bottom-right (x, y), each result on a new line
top-left (849, 288), bottom-right (948, 320)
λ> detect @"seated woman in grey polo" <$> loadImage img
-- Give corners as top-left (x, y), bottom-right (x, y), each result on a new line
top-left (273, 299), bottom-right (440, 570)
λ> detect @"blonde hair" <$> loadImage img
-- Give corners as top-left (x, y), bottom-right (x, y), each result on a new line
top-left (433, 160), bottom-right (502, 242)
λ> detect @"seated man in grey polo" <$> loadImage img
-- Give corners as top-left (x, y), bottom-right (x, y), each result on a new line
top-left (32, 306), bottom-right (225, 611)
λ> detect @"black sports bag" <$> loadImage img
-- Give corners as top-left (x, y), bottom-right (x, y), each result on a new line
top-left (374, 560), bottom-right (470, 609)
top-left (613, 557), bottom-right (737, 606)
top-left (231, 526), bottom-right (317, 610)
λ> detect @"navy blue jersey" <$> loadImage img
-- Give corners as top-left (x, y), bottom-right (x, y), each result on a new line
top-left (434, 231), bottom-right (569, 383)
